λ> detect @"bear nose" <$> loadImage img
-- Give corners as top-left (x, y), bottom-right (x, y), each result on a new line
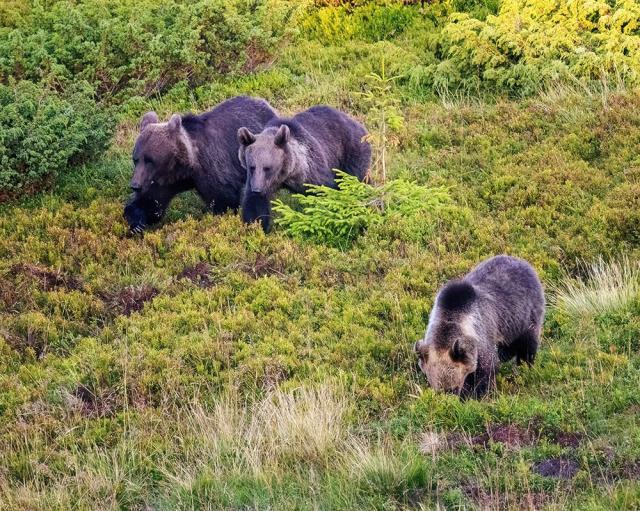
top-left (249, 181), bottom-right (264, 194)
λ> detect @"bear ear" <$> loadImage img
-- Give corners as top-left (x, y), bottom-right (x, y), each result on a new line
top-left (451, 340), bottom-right (467, 362)
top-left (274, 124), bottom-right (290, 147)
top-left (140, 111), bottom-right (159, 131)
top-left (168, 114), bottom-right (182, 132)
top-left (237, 127), bottom-right (256, 146)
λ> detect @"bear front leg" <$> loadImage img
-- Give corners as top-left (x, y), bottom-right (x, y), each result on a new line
top-left (123, 191), bottom-right (172, 234)
top-left (514, 330), bottom-right (539, 366)
top-left (124, 199), bottom-right (149, 234)
top-left (242, 192), bottom-right (272, 233)
top-left (461, 365), bottom-right (496, 400)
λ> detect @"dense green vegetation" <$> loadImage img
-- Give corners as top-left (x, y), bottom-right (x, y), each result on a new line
top-left (0, 80), bottom-right (113, 197)
top-left (1, 1), bottom-right (639, 509)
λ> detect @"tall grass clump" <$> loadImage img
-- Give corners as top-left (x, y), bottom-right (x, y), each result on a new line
top-left (159, 386), bottom-right (435, 509)
top-left (164, 385), bottom-right (350, 483)
top-left (551, 256), bottom-right (640, 317)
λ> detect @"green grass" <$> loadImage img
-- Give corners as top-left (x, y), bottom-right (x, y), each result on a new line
top-left (1, 3), bottom-right (640, 510)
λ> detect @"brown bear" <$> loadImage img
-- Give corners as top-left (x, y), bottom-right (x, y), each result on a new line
top-left (414, 255), bottom-right (545, 399)
top-left (124, 96), bottom-right (277, 233)
top-left (236, 105), bottom-right (371, 232)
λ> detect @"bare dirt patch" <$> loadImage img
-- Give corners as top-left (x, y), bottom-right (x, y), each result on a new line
top-left (553, 431), bottom-right (585, 448)
top-left (478, 424), bottom-right (535, 447)
top-left (71, 384), bottom-right (118, 418)
top-left (103, 285), bottom-right (159, 316)
top-left (621, 460), bottom-right (640, 480)
top-left (446, 425), bottom-right (584, 452)
top-left (245, 254), bottom-right (287, 279)
top-left (178, 262), bottom-right (215, 288)
top-left (447, 424), bottom-right (536, 449)
top-left (11, 263), bottom-right (82, 291)
top-left (533, 458), bottom-right (579, 479)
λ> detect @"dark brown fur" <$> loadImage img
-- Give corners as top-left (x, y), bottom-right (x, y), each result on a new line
top-left (415, 255), bottom-right (545, 398)
top-left (124, 96), bottom-right (277, 233)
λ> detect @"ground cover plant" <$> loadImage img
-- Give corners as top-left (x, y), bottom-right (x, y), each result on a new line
top-left (1, 1), bottom-right (640, 509)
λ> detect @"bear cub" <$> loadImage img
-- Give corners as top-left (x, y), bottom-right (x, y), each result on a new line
top-left (124, 96), bottom-right (277, 233)
top-left (237, 105), bottom-right (371, 232)
top-left (414, 255), bottom-right (545, 399)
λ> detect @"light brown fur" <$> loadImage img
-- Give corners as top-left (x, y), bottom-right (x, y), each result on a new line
top-left (416, 315), bottom-right (479, 394)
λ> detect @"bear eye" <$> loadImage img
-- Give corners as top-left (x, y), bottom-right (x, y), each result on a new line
top-left (144, 156), bottom-right (154, 166)
top-left (263, 166), bottom-right (272, 173)
top-left (249, 165), bottom-right (256, 172)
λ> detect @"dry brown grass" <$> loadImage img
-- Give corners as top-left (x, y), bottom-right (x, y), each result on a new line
top-left (163, 384), bottom-right (351, 486)
top-left (550, 256), bottom-right (640, 317)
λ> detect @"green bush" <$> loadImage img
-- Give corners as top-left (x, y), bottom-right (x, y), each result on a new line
top-left (430, 0), bottom-right (640, 95)
top-left (0, 81), bottom-right (113, 197)
top-left (451, 0), bottom-right (500, 19)
top-left (0, 0), bottom-right (304, 100)
top-left (273, 171), bottom-right (449, 248)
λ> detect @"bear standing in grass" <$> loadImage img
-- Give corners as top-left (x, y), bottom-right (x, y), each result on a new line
top-left (414, 255), bottom-right (545, 399)
top-left (237, 105), bottom-right (371, 232)
top-left (124, 96), bottom-right (277, 233)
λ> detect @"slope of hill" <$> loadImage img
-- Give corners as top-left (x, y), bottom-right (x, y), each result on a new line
top-left (1, 1), bottom-right (639, 509)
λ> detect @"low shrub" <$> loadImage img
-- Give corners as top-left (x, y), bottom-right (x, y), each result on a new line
top-left (0, 81), bottom-right (113, 198)
top-left (273, 171), bottom-right (449, 248)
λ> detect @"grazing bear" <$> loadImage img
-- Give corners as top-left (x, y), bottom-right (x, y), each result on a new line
top-left (237, 105), bottom-right (371, 232)
top-left (124, 96), bottom-right (277, 233)
top-left (414, 255), bottom-right (545, 399)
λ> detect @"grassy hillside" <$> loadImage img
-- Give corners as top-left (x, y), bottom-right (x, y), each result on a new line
top-left (1, 1), bottom-right (640, 509)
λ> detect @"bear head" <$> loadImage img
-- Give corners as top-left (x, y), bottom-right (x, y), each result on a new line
top-left (130, 111), bottom-right (196, 195)
top-left (415, 281), bottom-right (480, 395)
top-left (414, 317), bottom-right (479, 396)
top-left (237, 124), bottom-right (291, 197)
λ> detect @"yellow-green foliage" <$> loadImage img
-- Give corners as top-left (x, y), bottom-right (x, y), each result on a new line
top-left (434, 0), bottom-right (640, 94)
top-left (303, 2), bottom-right (417, 42)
